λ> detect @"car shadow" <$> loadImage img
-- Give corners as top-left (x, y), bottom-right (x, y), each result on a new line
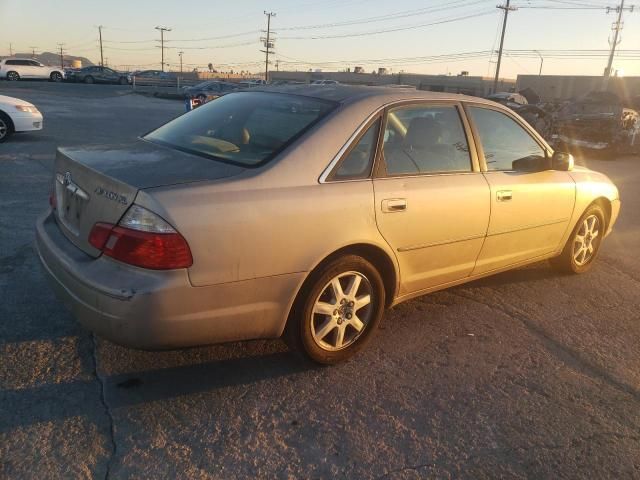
top-left (451, 262), bottom-right (559, 291)
top-left (0, 347), bottom-right (316, 432)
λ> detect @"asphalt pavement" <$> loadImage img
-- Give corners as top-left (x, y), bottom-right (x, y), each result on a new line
top-left (0, 81), bottom-right (639, 479)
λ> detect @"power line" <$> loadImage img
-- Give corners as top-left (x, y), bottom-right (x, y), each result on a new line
top-left (279, 10), bottom-right (496, 40)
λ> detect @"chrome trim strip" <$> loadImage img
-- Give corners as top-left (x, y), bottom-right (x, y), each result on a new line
top-left (487, 218), bottom-right (569, 237)
top-left (397, 233), bottom-right (485, 252)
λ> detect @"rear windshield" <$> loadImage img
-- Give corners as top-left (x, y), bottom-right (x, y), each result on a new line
top-left (145, 92), bottom-right (336, 167)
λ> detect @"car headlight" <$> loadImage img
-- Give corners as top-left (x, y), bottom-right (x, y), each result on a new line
top-left (15, 105), bottom-right (39, 114)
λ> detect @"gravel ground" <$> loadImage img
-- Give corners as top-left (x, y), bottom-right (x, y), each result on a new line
top-left (0, 82), bottom-right (638, 479)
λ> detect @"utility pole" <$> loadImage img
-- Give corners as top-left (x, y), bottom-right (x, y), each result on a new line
top-left (492, 0), bottom-right (516, 93)
top-left (98, 25), bottom-right (104, 67)
top-left (57, 43), bottom-right (65, 69)
top-left (155, 26), bottom-right (171, 72)
top-left (179, 51), bottom-right (184, 73)
top-left (9, 43), bottom-right (13, 56)
top-left (534, 50), bottom-right (543, 75)
top-left (261, 11), bottom-right (276, 82)
top-left (29, 46), bottom-right (37, 58)
top-left (604, 0), bottom-right (634, 77)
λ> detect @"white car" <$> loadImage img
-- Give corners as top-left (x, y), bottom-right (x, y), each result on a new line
top-left (0, 58), bottom-right (64, 82)
top-left (0, 95), bottom-right (43, 142)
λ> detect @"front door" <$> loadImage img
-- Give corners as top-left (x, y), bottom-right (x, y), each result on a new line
top-left (373, 102), bottom-right (490, 295)
top-left (465, 105), bottom-right (575, 274)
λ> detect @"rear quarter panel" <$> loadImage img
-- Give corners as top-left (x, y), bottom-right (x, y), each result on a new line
top-left (136, 178), bottom-right (394, 287)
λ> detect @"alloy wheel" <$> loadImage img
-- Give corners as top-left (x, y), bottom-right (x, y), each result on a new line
top-left (310, 271), bottom-right (373, 351)
top-left (7, 72), bottom-right (19, 81)
top-left (0, 118), bottom-right (7, 140)
top-left (573, 214), bottom-right (600, 266)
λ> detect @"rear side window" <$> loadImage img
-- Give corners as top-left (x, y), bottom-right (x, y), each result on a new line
top-left (330, 118), bottom-right (381, 181)
top-left (5, 60), bottom-right (18, 65)
top-left (382, 104), bottom-right (472, 175)
top-left (467, 107), bottom-right (545, 171)
top-left (145, 92), bottom-right (336, 167)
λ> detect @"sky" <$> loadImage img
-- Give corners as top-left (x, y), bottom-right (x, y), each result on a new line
top-left (1, 0), bottom-right (639, 77)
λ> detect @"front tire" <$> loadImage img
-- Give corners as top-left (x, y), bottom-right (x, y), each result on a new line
top-left (0, 112), bottom-right (14, 143)
top-left (550, 203), bottom-right (606, 274)
top-left (6, 71), bottom-right (20, 81)
top-left (50, 71), bottom-right (63, 82)
top-left (285, 255), bottom-right (385, 364)
top-left (84, 75), bottom-right (94, 84)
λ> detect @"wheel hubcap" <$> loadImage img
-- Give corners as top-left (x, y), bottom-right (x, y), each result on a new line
top-left (0, 119), bottom-right (7, 139)
top-left (573, 214), bottom-right (600, 266)
top-left (311, 271), bottom-right (373, 351)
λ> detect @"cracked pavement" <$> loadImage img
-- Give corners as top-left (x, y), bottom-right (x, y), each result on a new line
top-left (0, 82), bottom-right (639, 479)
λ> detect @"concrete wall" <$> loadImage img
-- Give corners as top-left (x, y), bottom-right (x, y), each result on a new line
top-left (516, 75), bottom-right (640, 104)
top-left (270, 71), bottom-right (516, 97)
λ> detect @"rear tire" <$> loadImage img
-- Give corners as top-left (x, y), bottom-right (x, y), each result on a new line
top-left (50, 71), bottom-right (63, 82)
top-left (6, 71), bottom-right (20, 81)
top-left (284, 255), bottom-right (385, 364)
top-left (550, 203), bottom-right (606, 274)
top-left (84, 75), bottom-right (94, 84)
top-left (0, 112), bottom-right (14, 143)
top-left (118, 77), bottom-right (127, 85)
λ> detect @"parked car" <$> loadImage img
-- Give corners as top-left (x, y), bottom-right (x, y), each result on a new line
top-left (36, 86), bottom-right (620, 364)
top-left (183, 80), bottom-right (238, 102)
top-left (0, 94), bottom-right (43, 142)
top-left (128, 70), bottom-right (177, 86)
top-left (238, 79), bottom-right (267, 88)
top-left (65, 66), bottom-right (128, 85)
top-left (311, 79), bottom-right (340, 85)
top-left (554, 91), bottom-right (640, 155)
top-left (0, 58), bottom-right (64, 82)
top-left (487, 92), bottom-right (528, 106)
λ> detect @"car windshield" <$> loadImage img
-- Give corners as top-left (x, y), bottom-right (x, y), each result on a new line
top-left (144, 91), bottom-right (336, 167)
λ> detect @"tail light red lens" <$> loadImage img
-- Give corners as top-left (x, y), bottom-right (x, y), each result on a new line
top-left (88, 219), bottom-right (193, 270)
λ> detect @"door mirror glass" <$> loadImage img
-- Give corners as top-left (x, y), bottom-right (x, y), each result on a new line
top-left (552, 151), bottom-right (574, 171)
top-left (512, 155), bottom-right (551, 172)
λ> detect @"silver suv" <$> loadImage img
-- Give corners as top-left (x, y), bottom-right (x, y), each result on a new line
top-left (0, 58), bottom-right (64, 82)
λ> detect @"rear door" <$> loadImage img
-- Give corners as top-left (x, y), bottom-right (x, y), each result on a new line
top-left (373, 102), bottom-right (490, 295)
top-left (465, 104), bottom-right (575, 274)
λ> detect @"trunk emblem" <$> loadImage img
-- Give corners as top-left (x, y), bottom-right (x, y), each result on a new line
top-left (94, 186), bottom-right (129, 205)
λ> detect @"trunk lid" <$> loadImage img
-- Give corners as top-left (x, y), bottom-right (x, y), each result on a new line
top-left (53, 140), bottom-right (244, 256)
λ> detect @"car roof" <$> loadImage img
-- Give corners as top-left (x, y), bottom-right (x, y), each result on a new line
top-left (251, 84), bottom-right (493, 106)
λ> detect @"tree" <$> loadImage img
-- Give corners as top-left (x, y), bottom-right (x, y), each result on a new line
top-left (207, 63), bottom-right (213, 72)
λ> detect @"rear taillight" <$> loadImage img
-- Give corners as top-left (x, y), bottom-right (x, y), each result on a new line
top-left (88, 205), bottom-right (192, 270)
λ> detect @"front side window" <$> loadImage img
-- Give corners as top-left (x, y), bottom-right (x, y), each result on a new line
top-left (467, 107), bottom-right (545, 171)
top-left (330, 118), bottom-right (381, 181)
top-left (145, 92), bottom-right (336, 167)
top-left (382, 104), bottom-right (471, 175)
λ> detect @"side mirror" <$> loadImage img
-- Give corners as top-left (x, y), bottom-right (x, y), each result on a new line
top-left (512, 155), bottom-right (551, 172)
top-left (552, 151), bottom-right (574, 171)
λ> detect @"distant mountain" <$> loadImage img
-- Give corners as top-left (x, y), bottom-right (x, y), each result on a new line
top-left (4, 52), bottom-right (95, 68)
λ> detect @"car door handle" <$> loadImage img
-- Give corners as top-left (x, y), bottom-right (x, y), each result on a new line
top-left (496, 190), bottom-right (513, 201)
top-left (381, 198), bottom-right (407, 212)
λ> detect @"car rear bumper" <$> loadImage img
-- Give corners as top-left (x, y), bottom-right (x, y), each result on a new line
top-left (12, 112), bottom-right (43, 132)
top-left (35, 211), bottom-right (303, 349)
